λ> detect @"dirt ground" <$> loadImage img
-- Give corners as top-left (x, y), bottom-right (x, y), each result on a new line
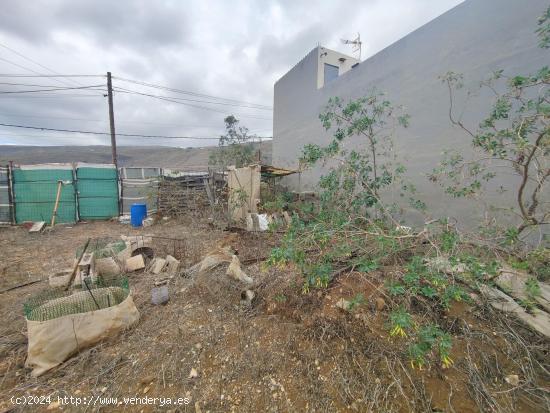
top-left (0, 218), bottom-right (548, 412)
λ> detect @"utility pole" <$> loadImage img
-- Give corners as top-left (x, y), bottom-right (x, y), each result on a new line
top-left (107, 72), bottom-right (121, 216)
top-left (106, 72), bottom-right (117, 168)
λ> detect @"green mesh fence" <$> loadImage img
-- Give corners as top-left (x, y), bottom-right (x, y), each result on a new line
top-left (76, 167), bottom-right (118, 220)
top-left (13, 168), bottom-right (76, 224)
top-left (11, 165), bottom-right (119, 224)
top-left (24, 276), bottom-right (129, 322)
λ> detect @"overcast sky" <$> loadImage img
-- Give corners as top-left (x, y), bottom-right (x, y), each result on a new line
top-left (0, 0), bottom-right (463, 147)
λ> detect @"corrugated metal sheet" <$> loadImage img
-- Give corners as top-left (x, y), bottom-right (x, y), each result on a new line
top-left (13, 165), bottom-right (76, 224)
top-left (76, 165), bottom-right (119, 220)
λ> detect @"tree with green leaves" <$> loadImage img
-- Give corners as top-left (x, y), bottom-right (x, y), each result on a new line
top-left (268, 92), bottom-right (419, 292)
top-left (209, 115), bottom-right (256, 169)
top-left (433, 6), bottom-right (550, 245)
top-left (300, 92), bottom-right (413, 219)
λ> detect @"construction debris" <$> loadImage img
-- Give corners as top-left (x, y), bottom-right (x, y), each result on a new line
top-left (228, 164), bottom-right (260, 222)
top-left (479, 284), bottom-right (550, 339)
top-left (142, 217), bottom-right (154, 227)
top-left (29, 221), bottom-right (46, 233)
top-left (150, 257), bottom-right (167, 274)
top-left (240, 289), bottom-right (255, 306)
top-left (226, 255), bottom-right (253, 284)
top-left (197, 246), bottom-right (234, 275)
top-left (165, 255), bottom-right (180, 275)
top-left (125, 255), bottom-right (145, 272)
top-left (151, 285), bottom-right (169, 305)
top-left (495, 267), bottom-right (550, 312)
top-left (121, 235), bottom-right (153, 252)
top-left (68, 241), bottom-right (102, 288)
top-left (246, 213), bottom-right (269, 231)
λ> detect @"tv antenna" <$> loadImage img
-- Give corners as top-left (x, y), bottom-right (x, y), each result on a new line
top-left (341, 33), bottom-right (362, 60)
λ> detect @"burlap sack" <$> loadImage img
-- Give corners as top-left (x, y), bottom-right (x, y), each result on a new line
top-left (25, 290), bottom-right (139, 376)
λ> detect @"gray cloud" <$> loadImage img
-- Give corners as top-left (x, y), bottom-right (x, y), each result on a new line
top-left (0, 0), bottom-right (463, 147)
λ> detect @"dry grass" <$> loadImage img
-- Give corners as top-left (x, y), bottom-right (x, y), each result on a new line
top-left (0, 218), bottom-right (548, 412)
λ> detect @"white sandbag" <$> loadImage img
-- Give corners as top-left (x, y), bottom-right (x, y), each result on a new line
top-left (25, 289), bottom-right (139, 377)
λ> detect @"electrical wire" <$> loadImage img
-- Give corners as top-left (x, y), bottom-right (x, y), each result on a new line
top-left (0, 42), bottom-right (93, 89)
top-left (0, 74), bottom-right (104, 78)
top-left (0, 111), bottom-right (229, 128)
top-left (0, 57), bottom-right (104, 98)
top-left (0, 84), bottom-right (106, 94)
top-left (113, 85), bottom-right (270, 110)
top-left (112, 76), bottom-right (272, 109)
top-left (114, 87), bottom-right (272, 120)
top-left (0, 81), bottom-right (96, 87)
top-left (0, 94), bottom-right (104, 98)
top-left (0, 122), bottom-right (219, 140)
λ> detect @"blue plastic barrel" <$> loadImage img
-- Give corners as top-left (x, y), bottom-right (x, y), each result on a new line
top-left (130, 203), bottom-right (147, 227)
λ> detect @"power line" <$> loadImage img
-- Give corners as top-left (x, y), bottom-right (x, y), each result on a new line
top-left (112, 76), bottom-right (272, 109)
top-left (0, 74), bottom-right (104, 78)
top-left (0, 94), bottom-right (104, 99)
top-left (113, 85), bottom-right (270, 111)
top-left (0, 54), bottom-right (106, 98)
top-left (0, 81), bottom-right (95, 87)
top-left (0, 57), bottom-right (101, 93)
top-left (0, 111), bottom-right (229, 128)
top-left (0, 42), bottom-right (92, 89)
top-left (114, 87), bottom-right (272, 120)
top-left (0, 122), bottom-right (219, 140)
top-left (0, 84), bottom-right (105, 94)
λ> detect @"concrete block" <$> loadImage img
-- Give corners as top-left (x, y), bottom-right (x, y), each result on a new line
top-left (150, 257), bottom-right (167, 274)
top-left (126, 254), bottom-right (145, 272)
top-left (165, 255), bottom-right (180, 275)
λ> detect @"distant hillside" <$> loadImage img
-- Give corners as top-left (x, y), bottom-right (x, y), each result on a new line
top-left (0, 141), bottom-right (272, 170)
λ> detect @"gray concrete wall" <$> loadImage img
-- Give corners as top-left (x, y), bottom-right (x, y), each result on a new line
top-left (273, 0), bottom-right (549, 229)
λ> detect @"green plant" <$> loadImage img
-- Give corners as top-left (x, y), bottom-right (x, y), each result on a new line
top-left (433, 6), bottom-right (550, 243)
top-left (274, 293), bottom-right (287, 303)
top-left (388, 308), bottom-right (413, 338)
top-left (268, 93), bottom-right (421, 293)
top-left (209, 115), bottom-right (256, 168)
top-left (440, 230), bottom-right (459, 254)
top-left (300, 92), bottom-right (412, 218)
top-left (386, 281), bottom-right (406, 296)
top-left (525, 247), bottom-right (550, 282)
top-left (348, 293), bottom-right (366, 311)
top-left (408, 325), bottom-right (453, 369)
top-left (354, 257), bottom-right (379, 273)
top-left (519, 276), bottom-right (541, 311)
top-left (388, 255), bottom-right (470, 308)
top-left (525, 277), bottom-right (541, 305)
